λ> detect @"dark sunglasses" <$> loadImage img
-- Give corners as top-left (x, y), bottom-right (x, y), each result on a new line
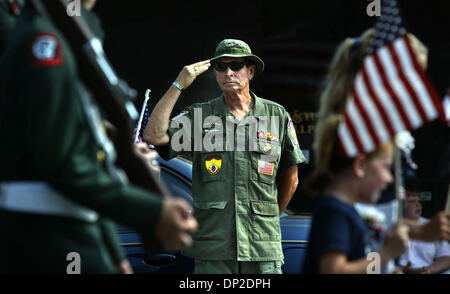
top-left (213, 61), bottom-right (247, 72)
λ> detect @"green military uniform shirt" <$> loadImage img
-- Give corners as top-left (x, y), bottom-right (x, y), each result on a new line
top-left (0, 3), bottom-right (162, 273)
top-left (164, 93), bottom-right (305, 261)
top-left (0, 0), bottom-right (24, 56)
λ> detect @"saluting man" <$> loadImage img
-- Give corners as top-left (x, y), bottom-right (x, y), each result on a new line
top-left (144, 39), bottom-right (306, 274)
top-left (0, 0), bottom-right (197, 273)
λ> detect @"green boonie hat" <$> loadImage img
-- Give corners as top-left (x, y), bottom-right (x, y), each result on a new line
top-left (210, 39), bottom-right (265, 74)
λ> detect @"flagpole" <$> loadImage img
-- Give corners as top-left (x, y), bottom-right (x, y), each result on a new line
top-left (445, 182), bottom-right (450, 212)
top-left (394, 144), bottom-right (404, 223)
top-left (134, 89), bottom-right (151, 143)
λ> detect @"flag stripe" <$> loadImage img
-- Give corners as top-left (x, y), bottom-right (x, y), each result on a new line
top-left (365, 56), bottom-right (405, 133)
top-left (373, 52), bottom-right (413, 130)
top-left (352, 88), bottom-right (381, 148)
top-left (382, 43), bottom-right (423, 128)
top-left (394, 38), bottom-right (436, 121)
top-left (337, 118), bottom-right (358, 157)
top-left (361, 66), bottom-right (397, 137)
top-left (347, 98), bottom-right (375, 152)
top-left (354, 73), bottom-right (390, 144)
top-left (343, 111), bottom-right (364, 155)
top-left (355, 74), bottom-right (389, 145)
top-left (443, 90), bottom-right (450, 125)
top-left (402, 37), bottom-right (445, 120)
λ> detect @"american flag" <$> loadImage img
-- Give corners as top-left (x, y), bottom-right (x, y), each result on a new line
top-left (337, 0), bottom-right (445, 157)
top-left (133, 89), bottom-right (151, 144)
top-left (444, 88), bottom-right (450, 126)
top-left (258, 160), bottom-right (274, 175)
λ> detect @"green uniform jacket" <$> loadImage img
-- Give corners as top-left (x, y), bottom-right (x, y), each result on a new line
top-left (0, 4), bottom-right (162, 273)
top-left (0, 0), bottom-right (24, 56)
top-left (164, 94), bottom-right (305, 261)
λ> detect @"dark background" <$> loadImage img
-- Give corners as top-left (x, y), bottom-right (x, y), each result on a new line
top-left (94, 0), bottom-right (450, 216)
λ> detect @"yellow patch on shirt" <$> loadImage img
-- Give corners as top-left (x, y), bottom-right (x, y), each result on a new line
top-left (205, 155), bottom-right (222, 175)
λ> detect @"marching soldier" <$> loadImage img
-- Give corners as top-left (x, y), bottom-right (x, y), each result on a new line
top-left (0, 0), bottom-right (197, 273)
top-left (0, 0), bottom-right (24, 56)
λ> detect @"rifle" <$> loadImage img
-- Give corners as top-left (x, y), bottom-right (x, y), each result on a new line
top-left (394, 144), bottom-right (404, 223)
top-left (32, 0), bottom-right (170, 198)
top-left (446, 182), bottom-right (450, 213)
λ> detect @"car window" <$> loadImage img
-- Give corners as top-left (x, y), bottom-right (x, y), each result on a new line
top-left (159, 166), bottom-right (192, 205)
top-left (116, 166), bottom-right (192, 234)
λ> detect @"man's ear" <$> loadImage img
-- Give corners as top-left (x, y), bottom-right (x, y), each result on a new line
top-left (248, 64), bottom-right (256, 80)
top-left (353, 154), bottom-right (367, 178)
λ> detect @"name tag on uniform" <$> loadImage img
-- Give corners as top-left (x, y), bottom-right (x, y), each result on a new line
top-left (258, 160), bottom-right (274, 175)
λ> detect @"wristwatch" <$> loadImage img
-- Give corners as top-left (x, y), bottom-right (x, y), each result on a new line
top-left (172, 81), bottom-right (184, 91)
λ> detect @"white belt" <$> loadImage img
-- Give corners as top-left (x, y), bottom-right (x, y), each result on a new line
top-left (0, 182), bottom-right (99, 223)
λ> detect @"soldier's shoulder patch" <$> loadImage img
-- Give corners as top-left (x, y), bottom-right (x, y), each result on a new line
top-left (287, 119), bottom-right (299, 148)
top-left (30, 32), bottom-right (64, 67)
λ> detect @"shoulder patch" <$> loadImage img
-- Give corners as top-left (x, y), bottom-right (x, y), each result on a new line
top-left (287, 119), bottom-right (299, 148)
top-left (30, 33), bottom-right (64, 67)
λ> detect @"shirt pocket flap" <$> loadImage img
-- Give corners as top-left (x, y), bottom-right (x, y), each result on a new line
top-left (250, 201), bottom-right (279, 216)
top-left (255, 139), bottom-right (279, 153)
top-left (252, 139), bottom-right (280, 163)
top-left (194, 201), bottom-right (228, 210)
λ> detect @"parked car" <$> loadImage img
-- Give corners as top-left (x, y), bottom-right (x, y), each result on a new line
top-left (118, 157), bottom-right (311, 274)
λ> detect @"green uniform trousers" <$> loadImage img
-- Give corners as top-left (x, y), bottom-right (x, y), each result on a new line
top-left (194, 260), bottom-right (283, 274)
